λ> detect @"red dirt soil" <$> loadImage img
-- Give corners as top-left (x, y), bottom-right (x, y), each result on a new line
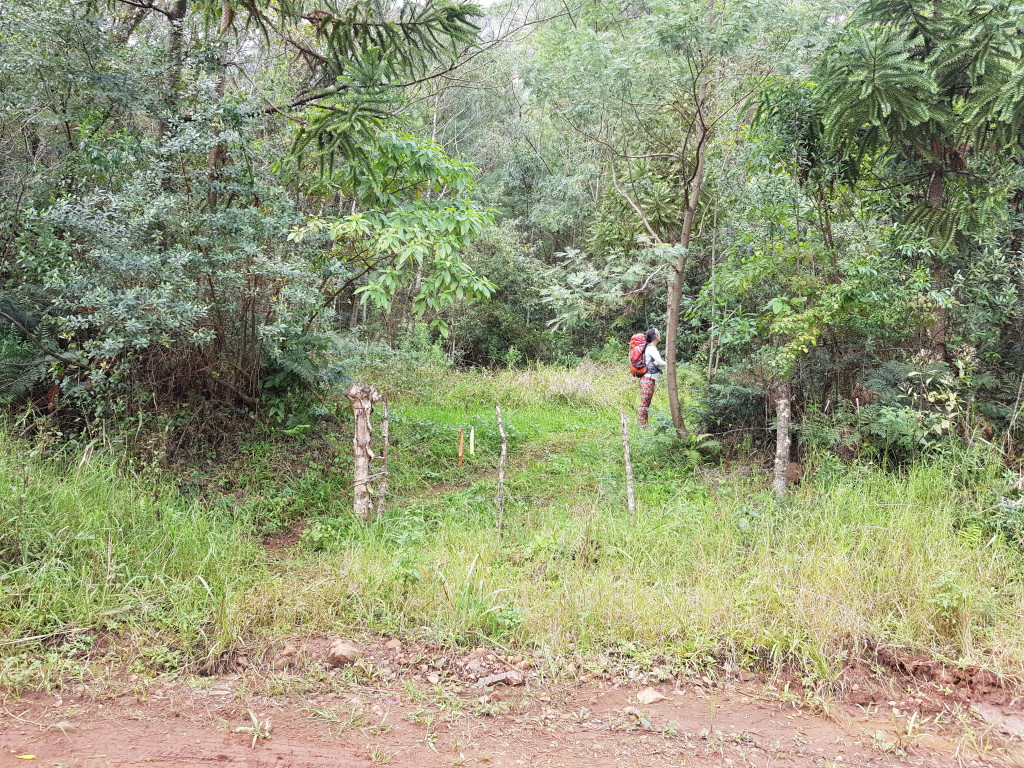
top-left (3, 639), bottom-right (1023, 768)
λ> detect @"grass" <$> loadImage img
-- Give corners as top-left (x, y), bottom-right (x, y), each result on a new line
top-left (2, 362), bottom-right (1024, 690)
top-left (0, 435), bottom-right (259, 688)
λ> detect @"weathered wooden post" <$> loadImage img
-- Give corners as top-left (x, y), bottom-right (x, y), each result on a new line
top-left (347, 383), bottom-right (382, 521)
top-left (495, 405), bottom-right (508, 531)
top-left (375, 395), bottom-right (390, 519)
top-left (620, 410), bottom-right (636, 515)
top-left (772, 381), bottom-right (792, 500)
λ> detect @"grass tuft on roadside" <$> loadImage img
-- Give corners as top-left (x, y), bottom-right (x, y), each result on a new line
top-left (0, 434), bottom-right (259, 689)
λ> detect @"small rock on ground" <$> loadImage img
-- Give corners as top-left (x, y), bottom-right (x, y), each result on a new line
top-left (477, 670), bottom-right (524, 687)
top-left (326, 639), bottom-right (361, 667)
top-left (636, 687), bottom-right (667, 705)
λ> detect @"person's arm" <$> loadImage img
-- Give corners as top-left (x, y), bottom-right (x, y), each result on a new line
top-left (649, 345), bottom-right (667, 367)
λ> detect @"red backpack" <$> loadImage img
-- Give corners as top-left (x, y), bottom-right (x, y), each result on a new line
top-left (628, 333), bottom-right (648, 377)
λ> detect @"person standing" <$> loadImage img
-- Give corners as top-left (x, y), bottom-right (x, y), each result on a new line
top-left (638, 328), bottom-right (666, 426)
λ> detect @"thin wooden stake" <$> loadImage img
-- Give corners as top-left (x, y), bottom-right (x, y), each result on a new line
top-left (469, 427), bottom-right (475, 456)
top-left (620, 410), bottom-right (636, 515)
top-left (495, 405), bottom-right (508, 530)
top-left (375, 396), bottom-right (389, 519)
top-left (772, 381), bottom-right (792, 500)
top-left (458, 428), bottom-right (464, 467)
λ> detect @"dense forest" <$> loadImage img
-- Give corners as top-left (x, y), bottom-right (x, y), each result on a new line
top-left (4, 3), bottom-right (1024, 756)
top-left (3, 0), bottom-right (1023, 466)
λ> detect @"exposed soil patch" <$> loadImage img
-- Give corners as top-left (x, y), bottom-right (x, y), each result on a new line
top-left (873, 646), bottom-right (1011, 703)
top-left (263, 521), bottom-right (307, 555)
top-left (3, 639), bottom-right (1022, 768)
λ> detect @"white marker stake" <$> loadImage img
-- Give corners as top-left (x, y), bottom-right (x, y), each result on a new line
top-left (470, 427), bottom-right (475, 456)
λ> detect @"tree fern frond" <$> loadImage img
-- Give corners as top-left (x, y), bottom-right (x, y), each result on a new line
top-left (817, 26), bottom-right (936, 141)
top-left (900, 203), bottom-right (964, 251)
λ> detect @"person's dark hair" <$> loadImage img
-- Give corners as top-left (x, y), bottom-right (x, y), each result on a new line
top-left (645, 328), bottom-right (659, 344)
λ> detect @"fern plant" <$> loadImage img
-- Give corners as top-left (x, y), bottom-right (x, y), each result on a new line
top-left (0, 333), bottom-right (49, 404)
top-left (0, 298), bottom-right (67, 404)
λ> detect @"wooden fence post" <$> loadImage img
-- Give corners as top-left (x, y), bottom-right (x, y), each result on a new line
top-left (620, 410), bottom-right (636, 515)
top-left (495, 405), bottom-right (508, 531)
top-left (347, 383), bottom-right (382, 521)
top-left (772, 381), bottom-right (792, 500)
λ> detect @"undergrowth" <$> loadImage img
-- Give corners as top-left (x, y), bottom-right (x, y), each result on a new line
top-left (0, 437), bottom-right (259, 689)
top-left (2, 364), bottom-right (1024, 692)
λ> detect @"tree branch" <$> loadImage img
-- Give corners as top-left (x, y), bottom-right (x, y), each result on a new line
top-left (114, 0), bottom-right (174, 19)
top-left (0, 309), bottom-right (85, 369)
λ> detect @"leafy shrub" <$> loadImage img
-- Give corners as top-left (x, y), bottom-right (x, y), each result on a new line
top-left (694, 369), bottom-right (767, 436)
top-left (588, 337), bottom-right (626, 365)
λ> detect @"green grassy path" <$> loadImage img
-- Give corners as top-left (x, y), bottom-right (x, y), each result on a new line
top-left (237, 366), bottom-right (1024, 681)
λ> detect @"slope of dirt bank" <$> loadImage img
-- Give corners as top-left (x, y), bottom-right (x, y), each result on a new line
top-left (3, 641), bottom-right (1023, 768)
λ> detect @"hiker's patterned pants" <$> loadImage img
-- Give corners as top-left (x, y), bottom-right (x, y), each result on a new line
top-left (638, 375), bottom-right (656, 426)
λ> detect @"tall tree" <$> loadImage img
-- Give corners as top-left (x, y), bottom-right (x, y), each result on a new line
top-left (816, 0), bottom-right (1024, 360)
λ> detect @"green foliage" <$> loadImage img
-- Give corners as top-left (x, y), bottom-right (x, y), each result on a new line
top-left (695, 371), bottom-right (767, 436)
top-left (294, 200), bottom-right (495, 333)
top-left (817, 26), bottom-right (935, 142)
top-left (0, 432), bottom-right (258, 658)
top-left (0, 0), bottom-right (494, 424)
top-left (284, 0), bottom-right (484, 171)
top-left (0, 329), bottom-right (51, 404)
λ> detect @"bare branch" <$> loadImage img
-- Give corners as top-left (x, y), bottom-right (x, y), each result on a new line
top-left (114, 0), bottom-right (174, 19)
top-left (610, 164), bottom-right (661, 243)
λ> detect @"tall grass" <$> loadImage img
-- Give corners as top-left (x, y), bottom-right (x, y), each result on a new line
top-left (235, 365), bottom-right (1024, 679)
top-left (235, 466), bottom-right (1024, 678)
top-left (3, 363), bottom-right (1023, 689)
top-left (0, 434), bottom-right (258, 668)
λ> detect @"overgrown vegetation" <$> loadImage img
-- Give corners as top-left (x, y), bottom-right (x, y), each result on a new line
top-left (2, 0), bottom-right (1024, 702)
top-left (0, 432), bottom-right (258, 688)
top-left (4, 366), bottom-right (1024, 693)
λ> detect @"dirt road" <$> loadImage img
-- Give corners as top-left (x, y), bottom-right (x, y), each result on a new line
top-left (2, 640), bottom-right (1022, 767)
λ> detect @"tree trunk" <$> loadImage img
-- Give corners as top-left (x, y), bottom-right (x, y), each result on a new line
top-left (772, 382), bottom-right (792, 500)
top-left (165, 1), bottom-right (188, 109)
top-left (205, 1), bottom-right (234, 210)
top-left (206, 74), bottom-right (228, 210)
top-left (495, 405), bottom-right (508, 531)
top-left (925, 159), bottom-right (948, 361)
top-left (665, 82), bottom-right (708, 440)
top-left (347, 384), bottom-right (382, 521)
top-left (158, 0), bottom-right (188, 182)
top-left (375, 396), bottom-right (390, 518)
top-left (926, 162), bottom-right (945, 209)
top-left (665, 257), bottom-right (689, 439)
top-left (349, 294), bottom-right (359, 328)
top-left (927, 305), bottom-right (948, 362)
